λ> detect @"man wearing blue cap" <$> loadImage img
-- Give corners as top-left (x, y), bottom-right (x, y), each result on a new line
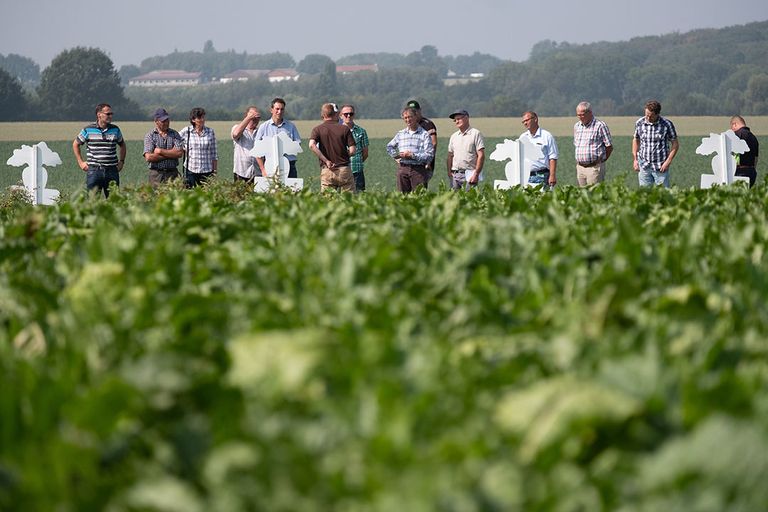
top-left (143, 107), bottom-right (184, 186)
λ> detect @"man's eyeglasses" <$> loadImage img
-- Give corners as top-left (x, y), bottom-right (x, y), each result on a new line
top-left (521, 117), bottom-right (534, 124)
top-left (101, 112), bottom-right (114, 116)
top-left (341, 112), bottom-right (354, 117)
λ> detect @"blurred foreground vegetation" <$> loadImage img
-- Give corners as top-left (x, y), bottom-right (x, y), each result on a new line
top-left (1, 183), bottom-right (768, 511)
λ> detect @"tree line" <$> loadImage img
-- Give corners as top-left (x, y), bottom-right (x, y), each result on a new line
top-left (1, 20), bottom-right (767, 122)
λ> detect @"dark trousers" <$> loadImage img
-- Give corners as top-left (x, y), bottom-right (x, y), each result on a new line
top-left (86, 166), bottom-right (119, 198)
top-left (184, 171), bottom-right (214, 188)
top-left (287, 160), bottom-right (298, 179)
top-left (148, 168), bottom-right (179, 187)
top-left (736, 166), bottom-right (757, 188)
top-left (396, 164), bottom-right (430, 193)
top-left (353, 171), bottom-right (365, 192)
top-left (234, 174), bottom-right (254, 184)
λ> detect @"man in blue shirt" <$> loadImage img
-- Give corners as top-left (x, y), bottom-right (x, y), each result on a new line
top-left (520, 111), bottom-right (558, 190)
top-left (72, 103), bottom-right (126, 198)
top-left (387, 107), bottom-right (435, 193)
top-left (255, 97), bottom-right (302, 178)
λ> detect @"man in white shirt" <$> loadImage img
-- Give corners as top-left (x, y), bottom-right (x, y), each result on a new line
top-left (520, 111), bottom-right (558, 190)
top-left (231, 106), bottom-right (262, 182)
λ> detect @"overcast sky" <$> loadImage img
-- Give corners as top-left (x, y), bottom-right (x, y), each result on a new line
top-left (2, 0), bottom-right (767, 68)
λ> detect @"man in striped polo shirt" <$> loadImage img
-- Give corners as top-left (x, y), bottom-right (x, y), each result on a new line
top-left (632, 100), bottom-right (679, 188)
top-left (574, 101), bottom-right (613, 187)
top-left (73, 103), bottom-right (126, 197)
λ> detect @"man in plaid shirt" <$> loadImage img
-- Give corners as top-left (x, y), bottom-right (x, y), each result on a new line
top-left (632, 100), bottom-right (679, 188)
top-left (386, 107), bottom-right (435, 193)
top-left (574, 101), bottom-right (613, 187)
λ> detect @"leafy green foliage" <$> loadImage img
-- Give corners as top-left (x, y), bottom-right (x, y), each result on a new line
top-left (36, 47), bottom-right (141, 121)
top-left (1, 183), bottom-right (767, 510)
top-left (0, 68), bottom-right (28, 121)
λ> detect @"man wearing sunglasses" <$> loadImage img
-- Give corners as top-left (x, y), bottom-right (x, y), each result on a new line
top-left (232, 106), bottom-right (263, 183)
top-left (339, 104), bottom-right (369, 192)
top-left (73, 103), bottom-right (126, 198)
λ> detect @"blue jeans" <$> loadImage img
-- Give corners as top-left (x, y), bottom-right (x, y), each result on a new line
top-left (637, 159), bottom-right (670, 188)
top-left (528, 169), bottom-right (551, 191)
top-left (86, 166), bottom-right (119, 197)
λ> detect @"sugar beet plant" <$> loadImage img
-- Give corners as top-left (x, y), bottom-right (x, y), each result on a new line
top-left (1, 182), bottom-right (768, 511)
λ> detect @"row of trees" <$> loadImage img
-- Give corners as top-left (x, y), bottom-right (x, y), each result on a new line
top-left (2, 21), bottom-right (768, 121)
top-left (0, 48), bottom-right (140, 121)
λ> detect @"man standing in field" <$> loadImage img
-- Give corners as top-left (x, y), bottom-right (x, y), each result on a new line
top-left (143, 108), bottom-right (184, 187)
top-left (407, 100), bottom-right (438, 187)
top-left (255, 97), bottom-right (302, 178)
top-left (573, 101), bottom-right (613, 187)
top-left (730, 115), bottom-right (759, 188)
top-left (73, 103), bottom-right (126, 198)
top-left (231, 106), bottom-right (263, 183)
top-left (340, 104), bottom-right (369, 192)
top-left (309, 103), bottom-right (356, 192)
top-left (632, 100), bottom-right (679, 188)
top-left (387, 107), bottom-right (435, 193)
top-left (520, 111), bottom-right (558, 190)
top-left (446, 109), bottom-right (485, 190)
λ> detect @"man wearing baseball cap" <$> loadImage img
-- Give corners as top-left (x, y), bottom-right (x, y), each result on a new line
top-left (406, 99), bottom-right (438, 186)
top-left (143, 107), bottom-right (184, 187)
top-left (447, 109), bottom-right (485, 190)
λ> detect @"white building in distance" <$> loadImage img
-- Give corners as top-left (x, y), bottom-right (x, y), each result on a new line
top-left (129, 70), bottom-right (202, 87)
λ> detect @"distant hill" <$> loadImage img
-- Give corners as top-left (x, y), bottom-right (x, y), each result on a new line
top-left (492, 20), bottom-right (768, 115)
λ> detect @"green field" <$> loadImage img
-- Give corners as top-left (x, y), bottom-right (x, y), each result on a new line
top-left (2, 183), bottom-right (767, 510)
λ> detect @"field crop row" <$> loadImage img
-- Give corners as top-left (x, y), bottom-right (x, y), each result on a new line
top-left (1, 184), bottom-right (767, 510)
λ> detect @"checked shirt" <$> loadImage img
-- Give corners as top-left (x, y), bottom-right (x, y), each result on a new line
top-left (633, 116), bottom-right (677, 168)
top-left (574, 117), bottom-right (612, 165)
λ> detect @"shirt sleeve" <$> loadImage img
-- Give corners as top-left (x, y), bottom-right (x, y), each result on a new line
top-left (211, 129), bottom-right (218, 160)
top-left (143, 132), bottom-right (154, 155)
top-left (666, 119), bottom-right (678, 140)
top-left (547, 132), bottom-right (559, 160)
top-left (476, 131), bottom-right (485, 150)
top-left (386, 133), bottom-right (399, 157)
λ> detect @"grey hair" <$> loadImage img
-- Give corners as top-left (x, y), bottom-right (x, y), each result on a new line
top-left (577, 101), bottom-right (592, 112)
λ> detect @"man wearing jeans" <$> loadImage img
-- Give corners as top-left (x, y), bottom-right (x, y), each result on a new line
top-left (73, 103), bottom-right (126, 197)
top-left (519, 111), bottom-right (558, 190)
top-left (633, 100), bottom-right (679, 188)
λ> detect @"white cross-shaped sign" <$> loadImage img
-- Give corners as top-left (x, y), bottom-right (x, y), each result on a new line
top-left (6, 142), bottom-right (61, 205)
top-left (696, 130), bottom-right (750, 188)
top-left (249, 132), bottom-right (303, 192)
top-left (490, 137), bottom-right (545, 190)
